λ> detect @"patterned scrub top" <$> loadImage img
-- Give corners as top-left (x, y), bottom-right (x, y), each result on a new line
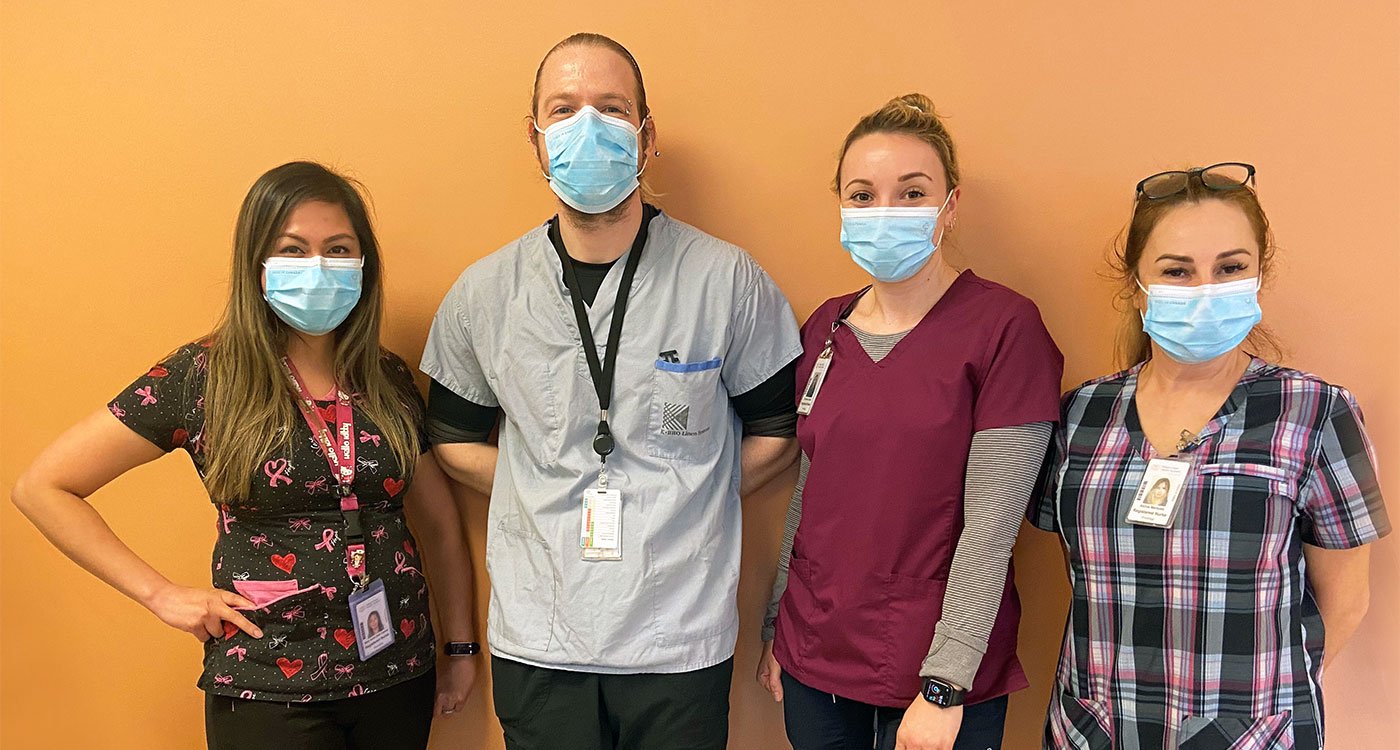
top-left (1032, 358), bottom-right (1389, 750)
top-left (108, 341), bottom-right (436, 702)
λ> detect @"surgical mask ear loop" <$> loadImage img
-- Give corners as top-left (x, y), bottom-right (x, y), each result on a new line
top-left (635, 115), bottom-right (654, 178)
top-left (931, 189), bottom-right (955, 249)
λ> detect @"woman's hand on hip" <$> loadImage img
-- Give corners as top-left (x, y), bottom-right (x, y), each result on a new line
top-left (145, 583), bottom-right (261, 641)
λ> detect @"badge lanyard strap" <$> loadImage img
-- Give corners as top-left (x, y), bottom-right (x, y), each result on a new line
top-left (822, 286), bottom-right (873, 353)
top-left (280, 358), bottom-right (368, 589)
top-left (553, 217), bottom-right (651, 490)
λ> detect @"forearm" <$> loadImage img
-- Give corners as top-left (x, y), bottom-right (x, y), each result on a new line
top-left (740, 435), bottom-right (797, 496)
top-left (922, 423), bottom-right (1052, 689)
top-left (762, 451), bottom-right (809, 641)
top-left (12, 479), bottom-right (173, 609)
top-left (431, 442), bottom-right (497, 496)
top-left (403, 455), bottom-right (477, 643)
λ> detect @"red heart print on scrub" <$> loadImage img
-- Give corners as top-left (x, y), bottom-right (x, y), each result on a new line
top-left (383, 478), bottom-right (405, 497)
top-left (172, 428), bottom-right (189, 447)
top-left (399, 618), bottom-right (415, 638)
top-left (334, 628), bottom-right (357, 650)
top-left (318, 403), bottom-right (338, 423)
top-left (277, 657), bottom-right (304, 679)
top-left (147, 365), bottom-right (169, 378)
top-left (270, 553), bottom-right (297, 573)
top-left (222, 621), bottom-right (239, 640)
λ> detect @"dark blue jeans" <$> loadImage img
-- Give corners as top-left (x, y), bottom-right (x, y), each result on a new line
top-left (781, 672), bottom-right (1008, 750)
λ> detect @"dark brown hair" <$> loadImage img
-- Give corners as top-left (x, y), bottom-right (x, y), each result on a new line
top-left (1110, 173), bottom-right (1283, 366)
top-left (834, 93), bottom-right (959, 193)
top-left (202, 162), bottom-right (421, 500)
top-left (531, 33), bottom-right (648, 119)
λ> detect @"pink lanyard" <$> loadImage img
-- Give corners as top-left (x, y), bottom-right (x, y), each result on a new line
top-left (280, 358), bottom-right (368, 588)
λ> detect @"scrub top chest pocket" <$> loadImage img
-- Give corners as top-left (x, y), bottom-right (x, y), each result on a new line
top-left (647, 357), bottom-right (724, 462)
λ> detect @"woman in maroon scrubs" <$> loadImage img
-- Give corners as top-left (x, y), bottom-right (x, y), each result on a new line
top-left (757, 94), bottom-right (1063, 750)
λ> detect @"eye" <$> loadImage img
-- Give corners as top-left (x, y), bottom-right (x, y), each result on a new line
top-left (903, 188), bottom-right (926, 200)
top-left (848, 190), bottom-right (873, 203)
top-left (1219, 262), bottom-right (1249, 276)
top-left (1161, 267), bottom-right (1189, 279)
top-left (275, 245), bottom-right (305, 256)
top-left (602, 105), bottom-right (627, 115)
top-left (551, 106), bottom-right (574, 117)
top-left (328, 244), bottom-right (354, 255)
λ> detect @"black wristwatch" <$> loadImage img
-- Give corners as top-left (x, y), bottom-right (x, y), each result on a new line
top-left (443, 641), bottom-right (481, 656)
top-left (920, 677), bottom-right (966, 708)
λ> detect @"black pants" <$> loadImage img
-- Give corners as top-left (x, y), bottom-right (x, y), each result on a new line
top-left (491, 655), bottom-right (732, 750)
top-left (781, 672), bottom-right (1008, 750)
top-left (204, 671), bottom-right (434, 750)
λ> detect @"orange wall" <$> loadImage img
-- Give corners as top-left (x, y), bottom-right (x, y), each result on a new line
top-left (2, 3), bottom-right (1396, 748)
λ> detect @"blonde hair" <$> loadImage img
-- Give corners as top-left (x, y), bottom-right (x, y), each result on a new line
top-left (834, 93), bottom-right (960, 193)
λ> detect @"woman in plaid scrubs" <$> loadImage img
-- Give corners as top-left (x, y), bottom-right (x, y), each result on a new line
top-left (1032, 164), bottom-right (1389, 749)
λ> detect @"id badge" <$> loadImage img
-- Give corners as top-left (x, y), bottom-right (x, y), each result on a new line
top-left (347, 579), bottom-right (396, 661)
top-left (1125, 458), bottom-right (1191, 528)
top-left (580, 487), bottom-right (622, 561)
top-left (796, 347), bottom-right (833, 416)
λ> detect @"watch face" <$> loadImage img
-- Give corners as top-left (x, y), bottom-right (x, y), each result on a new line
top-left (923, 680), bottom-right (954, 706)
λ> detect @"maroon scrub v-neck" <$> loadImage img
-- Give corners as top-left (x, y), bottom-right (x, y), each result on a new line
top-left (774, 271), bottom-right (1062, 708)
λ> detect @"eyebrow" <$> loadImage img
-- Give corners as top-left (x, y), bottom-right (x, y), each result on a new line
top-left (279, 233), bottom-right (356, 244)
top-left (1155, 248), bottom-right (1252, 263)
top-left (898, 172), bottom-right (935, 182)
top-left (542, 92), bottom-right (631, 107)
top-left (842, 178), bottom-right (874, 190)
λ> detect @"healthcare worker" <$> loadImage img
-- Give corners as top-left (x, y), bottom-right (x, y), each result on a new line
top-left (421, 33), bottom-right (802, 750)
top-left (757, 94), bottom-right (1064, 750)
top-left (1031, 163), bottom-right (1389, 748)
top-left (12, 162), bottom-right (478, 748)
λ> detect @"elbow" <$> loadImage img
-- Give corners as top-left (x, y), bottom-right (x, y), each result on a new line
top-left (10, 468), bottom-right (41, 518)
top-left (1351, 586), bottom-right (1371, 623)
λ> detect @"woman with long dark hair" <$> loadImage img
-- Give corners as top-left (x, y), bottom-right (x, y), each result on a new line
top-left (13, 162), bottom-right (478, 748)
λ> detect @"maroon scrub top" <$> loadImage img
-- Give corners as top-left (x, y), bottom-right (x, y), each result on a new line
top-left (773, 271), bottom-right (1063, 708)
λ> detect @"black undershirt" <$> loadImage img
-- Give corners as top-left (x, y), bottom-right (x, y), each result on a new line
top-left (427, 208), bottom-right (797, 444)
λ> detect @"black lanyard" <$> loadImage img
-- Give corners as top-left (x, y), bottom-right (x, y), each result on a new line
top-left (826, 286), bottom-right (872, 347)
top-left (551, 208), bottom-right (654, 461)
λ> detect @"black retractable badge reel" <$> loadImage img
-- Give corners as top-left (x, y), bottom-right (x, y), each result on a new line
top-left (554, 216), bottom-right (650, 560)
top-left (797, 287), bottom-right (870, 416)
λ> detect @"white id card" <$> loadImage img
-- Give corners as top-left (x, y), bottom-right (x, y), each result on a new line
top-left (347, 578), bottom-right (395, 661)
top-left (580, 488), bottom-right (622, 561)
top-left (796, 347), bottom-right (833, 416)
top-left (1125, 458), bottom-right (1191, 528)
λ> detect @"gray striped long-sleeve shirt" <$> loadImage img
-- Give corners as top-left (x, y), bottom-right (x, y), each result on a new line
top-left (761, 324), bottom-right (1051, 690)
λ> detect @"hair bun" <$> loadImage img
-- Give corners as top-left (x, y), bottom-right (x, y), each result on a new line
top-left (895, 93), bottom-right (937, 116)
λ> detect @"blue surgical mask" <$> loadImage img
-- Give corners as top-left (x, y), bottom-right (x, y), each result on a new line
top-left (839, 192), bottom-right (951, 282)
top-left (1139, 277), bottom-right (1262, 364)
top-left (263, 256), bottom-right (364, 335)
top-left (536, 106), bottom-right (647, 214)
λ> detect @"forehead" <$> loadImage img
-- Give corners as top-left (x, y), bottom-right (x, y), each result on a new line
top-left (536, 45), bottom-right (640, 104)
top-left (281, 200), bottom-right (353, 232)
top-left (841, 132), bottom-right (947, 188)
top-left (1143, 199), bottom-right (1259, 258)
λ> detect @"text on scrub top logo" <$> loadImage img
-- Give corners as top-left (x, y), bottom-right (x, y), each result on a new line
top-left (661, 402), bottom-right (709, 437)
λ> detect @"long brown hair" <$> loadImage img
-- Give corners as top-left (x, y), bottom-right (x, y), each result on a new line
top-left (201, 162), bottom-right (421, 501)
top-left (1110, 173), bottom-right (1284, 367)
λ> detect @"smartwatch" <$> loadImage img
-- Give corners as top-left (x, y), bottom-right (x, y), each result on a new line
top-left (443, 641), bottom-right (481, 656)
top-left (920, 677), bottom-right (966, 708)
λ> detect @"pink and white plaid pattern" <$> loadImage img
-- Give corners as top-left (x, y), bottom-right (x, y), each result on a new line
top-left (1032, 358), bottom-right (1388, 750)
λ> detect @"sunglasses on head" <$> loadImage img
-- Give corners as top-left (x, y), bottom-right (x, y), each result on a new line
top-left (1135, 162), bottom-right (1256, 200)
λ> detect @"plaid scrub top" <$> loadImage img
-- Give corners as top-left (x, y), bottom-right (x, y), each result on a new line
top-left (1032, 357), bottom-right (1389, 750)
